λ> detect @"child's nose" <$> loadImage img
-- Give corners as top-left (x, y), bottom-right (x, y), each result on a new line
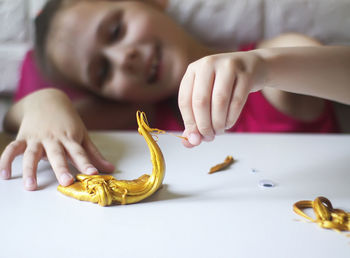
top-left (104, 45), bottom-right (142, 73)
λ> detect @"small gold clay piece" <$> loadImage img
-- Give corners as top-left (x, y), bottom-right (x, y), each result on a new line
top-left (57, 111), bottom-right (166, 206)
top-left (293, 196), bottom-right (350, 232)
top-left (209, 156), bottom-right (234, 174)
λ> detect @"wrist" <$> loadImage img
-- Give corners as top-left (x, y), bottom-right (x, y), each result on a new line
top-left (249, 48), bottom-right (273, 91)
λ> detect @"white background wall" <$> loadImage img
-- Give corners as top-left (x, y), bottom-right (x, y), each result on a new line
top-left (0, 0), bottom-right (47, 95)
top-left (1, 0), bottom-right (350, 96)
top-left (0, 0), bottom-right (349, 131)
top-left (0, 0), bottom-right (47, 130)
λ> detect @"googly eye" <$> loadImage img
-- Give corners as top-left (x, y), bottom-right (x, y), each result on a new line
top-left (259, 179), bottom-right (276, 188)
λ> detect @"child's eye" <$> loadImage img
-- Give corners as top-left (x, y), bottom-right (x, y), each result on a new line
top-left (109, 22), bottom-right (122, 42)
top-left (96, 58), bottom-right (110, 87)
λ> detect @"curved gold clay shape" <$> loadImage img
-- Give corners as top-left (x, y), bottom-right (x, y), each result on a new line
top-left (293, 196), bottom-right (350, 232)
top-left (57, 111), bottom-right (166, 206)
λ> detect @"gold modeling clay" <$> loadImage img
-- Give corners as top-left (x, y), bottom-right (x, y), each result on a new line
top-left (293, 196), bottom-right (350, 232)
top-left (209, 156), bottom-right (234, 174)
top-left (57, 111), bottom-right (165, 206)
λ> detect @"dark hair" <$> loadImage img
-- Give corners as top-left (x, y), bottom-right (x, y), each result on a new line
top-left (34, 0), bottom-right (77, 82)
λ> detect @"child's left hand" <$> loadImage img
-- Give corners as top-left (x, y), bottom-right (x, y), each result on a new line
top-left (178, 51), bottom-right (266, 147)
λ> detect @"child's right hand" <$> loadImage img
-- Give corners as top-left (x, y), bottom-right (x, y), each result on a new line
top-left (0, 89), bottom-right (115, 190)
top-left (178, 51), bottom-right (265, 147)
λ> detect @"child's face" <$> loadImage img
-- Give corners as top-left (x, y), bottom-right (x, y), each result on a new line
top-left (48, 0), bottom-right (195, 102)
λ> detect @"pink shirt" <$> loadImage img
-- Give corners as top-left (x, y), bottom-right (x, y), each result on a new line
top-left (15, 51), bottom-right (84, 102)
top-left (16, 49), bottom-right (339, 133)
top-left (153, 92), bottom-right (339, 133)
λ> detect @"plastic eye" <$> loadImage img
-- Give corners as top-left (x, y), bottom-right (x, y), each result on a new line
top-left (259, 179), bottom-right (275, 188)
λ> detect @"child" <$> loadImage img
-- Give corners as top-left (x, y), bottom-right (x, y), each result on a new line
top-left (1, 0), bottom-right (350, 191)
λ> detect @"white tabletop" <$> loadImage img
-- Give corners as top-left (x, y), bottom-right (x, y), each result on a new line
top-left (1, 132), bottom-right (349, 258)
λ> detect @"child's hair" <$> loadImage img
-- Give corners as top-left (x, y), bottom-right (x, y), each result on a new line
top-left (34, 0), bottom-right (79, 82)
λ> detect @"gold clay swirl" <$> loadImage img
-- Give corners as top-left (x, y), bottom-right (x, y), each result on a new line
top-left (293, 196), bottom-right (350, 232)
top-left (57, 111), bottom-right (165, 206)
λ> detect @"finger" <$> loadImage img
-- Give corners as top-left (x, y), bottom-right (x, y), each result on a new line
top-left (181, 138), bottom-right (194, 148)
top-left (225, 72), bottom-right (250, 130)
top-left (83, 138), bottom-right (115, 173)
top-left (22, 141), bottom-right (43, 191)
top-left (181, 129), bottom-right (201, 148)
top-left (191, 61), bottom-right (215, 141)
top-left (0, 140), bottom-right (26, 180)
top-left (178, 64), bottom-right (202, 146)
top-left (62, 140), bottom-right (99, 175)
top-left (211, 62), bottom-right (237, 135)
top-left (42, 141), bottom-right (74, 186)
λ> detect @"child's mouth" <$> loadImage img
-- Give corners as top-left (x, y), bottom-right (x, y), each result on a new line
top-left (147, 42), bottom-right (162, 84)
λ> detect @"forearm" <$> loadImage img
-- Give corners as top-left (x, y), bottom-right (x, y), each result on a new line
top-left (4, 88), bottom-right (72, 133)
top-left (3, 100), bottom-right (23, 133)
top-left (258, 46), bottom-right (350, 104)
top-left (3, 88), bottom-right (152, 133)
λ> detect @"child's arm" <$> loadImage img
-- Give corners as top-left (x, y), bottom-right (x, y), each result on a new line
top-left (178, 45), bottom-right (350, 147)
top-left (0, 88), bottom-right (114, 190)
top-left (260, 46), bottom-right (350, 105)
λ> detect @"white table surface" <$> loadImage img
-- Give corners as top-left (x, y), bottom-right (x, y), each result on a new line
top-left (0, 132), bottom-right (349, 258)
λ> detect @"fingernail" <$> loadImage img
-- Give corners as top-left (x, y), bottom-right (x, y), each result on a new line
top-left (225, 124), bottom-right (233, 130)
top-left (0, 169), bottom-right (8, 179)
top-left (60, 173), bottom-right (73, 186)
top-left (203, 134), bottom-right (214, 142)
top-left (86, 166), bottom-right (98, 175)
top-left (217, 129), bottom-right (225, 135)
top-left (25, 178), bottom-right (36, 190)
top-left (188, 133), bottom-right (201, 145)
top-left (105, 162), bottom-right (115, 171)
